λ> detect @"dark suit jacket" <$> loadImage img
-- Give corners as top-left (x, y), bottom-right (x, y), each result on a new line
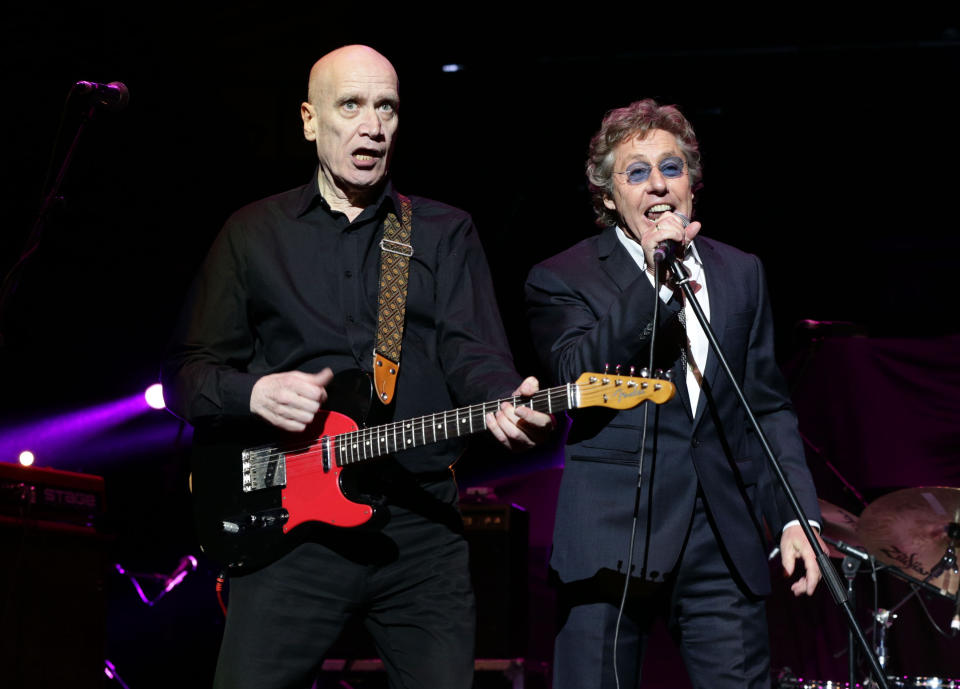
top-left (525, 227), bottom-right (820, 596)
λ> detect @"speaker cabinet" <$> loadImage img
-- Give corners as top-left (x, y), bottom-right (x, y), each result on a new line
top-left (462, 502), bottom-right (529, 659)
top-left (0, 464), bottom-right (108, 689)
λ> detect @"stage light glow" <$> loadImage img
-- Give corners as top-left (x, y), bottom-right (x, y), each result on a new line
top-left (441, 63), bottom-right (464, 73)
top-left (145, 383), bottom-right (165, 410)
top-left (0, 393), bottom-right (152, 465)
top-left (19, 450), bottom-right (35, 466)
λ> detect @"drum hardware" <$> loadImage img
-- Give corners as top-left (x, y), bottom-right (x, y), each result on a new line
top-left (819, 498), bottom-right (865, 560)
top-left (820, 498), bottom-right (875, 689)
top-left (874, 609), bottom-right (895, 670)
top-left (813, 489), bottom-right (960, 688)
top-left (879, 678), bottom-right (959, 688)
top-left (843, 552), bottom-right (867, 684)
top-left (777, 674), bottom-right (960, 688)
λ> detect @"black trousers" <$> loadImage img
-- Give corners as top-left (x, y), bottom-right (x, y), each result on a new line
top-left (213, 476), bottom-right (475, 689)
top-left (553, 494), bottom-right (771, 689)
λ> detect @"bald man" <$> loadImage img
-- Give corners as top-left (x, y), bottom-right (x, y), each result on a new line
top-left (162, 45), bottom-right (552, 689)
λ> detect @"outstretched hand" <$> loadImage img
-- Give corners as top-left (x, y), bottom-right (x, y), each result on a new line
top-left (485, 376), bottom-right (556, 451)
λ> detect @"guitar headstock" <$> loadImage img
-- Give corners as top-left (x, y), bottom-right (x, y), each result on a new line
top-left (573, 370), bottom-right (675, 410)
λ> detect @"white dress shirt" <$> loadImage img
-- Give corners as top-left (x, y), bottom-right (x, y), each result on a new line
top-left (615, 226), bottom-right (709, 415)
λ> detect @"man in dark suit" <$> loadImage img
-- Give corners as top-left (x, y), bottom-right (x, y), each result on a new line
top-left (525, 99), bottom-right (824, 688)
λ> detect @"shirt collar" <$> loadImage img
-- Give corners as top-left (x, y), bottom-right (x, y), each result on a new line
top-left (294, 167), bottom-right (399, 219)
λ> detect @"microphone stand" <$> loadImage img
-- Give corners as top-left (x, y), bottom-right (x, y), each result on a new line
top-left (841, 553), bottom-right (863, 688)
top-left (0, 99), bottom-right (99, 346)
top-left (664, 255), bottom-right (891, 689)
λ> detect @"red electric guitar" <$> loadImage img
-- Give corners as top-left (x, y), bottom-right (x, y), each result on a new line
top-left (189, 369), bottom-right (674, 573)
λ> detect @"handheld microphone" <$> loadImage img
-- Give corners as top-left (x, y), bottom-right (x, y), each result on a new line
top-left (652, 212), bottom-right (691, 264)
top-left (73, 80), bottom-right (130, 111)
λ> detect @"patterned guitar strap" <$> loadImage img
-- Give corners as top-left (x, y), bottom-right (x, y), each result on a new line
top-left (373, 194), bottom-right (413, 405)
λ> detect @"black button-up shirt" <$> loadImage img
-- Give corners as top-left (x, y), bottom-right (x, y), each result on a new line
top-left (162, 174), bottom-right (521, 473)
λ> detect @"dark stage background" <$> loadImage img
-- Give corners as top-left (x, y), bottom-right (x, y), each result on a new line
top-left (1, 9), bottom-right (959, 688)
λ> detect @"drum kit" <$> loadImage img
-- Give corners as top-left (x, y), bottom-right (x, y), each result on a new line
top-left (779, 486), bottom-right (960, 689)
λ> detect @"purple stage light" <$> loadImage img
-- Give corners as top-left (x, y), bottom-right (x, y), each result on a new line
top-left (18, 450), bottom-right (35, 466)
top-left (144, 383), bottom-right (165, 410)
top-left (0, 392), bottom-right (151, 464)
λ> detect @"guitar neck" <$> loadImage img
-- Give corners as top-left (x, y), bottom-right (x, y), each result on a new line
top-left (239, 372), bottom-right (672, 493)
top-left (334, 384), bottom-right (575, 466)
top-left (332, 372), bottom-right (674, 466)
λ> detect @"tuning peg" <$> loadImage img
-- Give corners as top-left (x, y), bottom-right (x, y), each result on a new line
top-left (604, 363), bottom-right (610, 374)
top-left (639, 367), bottom-right (649, 378)
top-left (629, 366), bottom-right (635, 376)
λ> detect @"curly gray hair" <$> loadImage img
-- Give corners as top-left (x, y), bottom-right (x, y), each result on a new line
top-left (586, 99), bottom-right (702, 228)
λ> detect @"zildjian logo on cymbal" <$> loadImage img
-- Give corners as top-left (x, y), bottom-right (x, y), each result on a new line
top-left (881, 544), bottom-right (931, 577)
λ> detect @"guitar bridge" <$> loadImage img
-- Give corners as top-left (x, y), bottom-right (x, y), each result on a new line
top-left (241, 446), bottom-right (287, 493)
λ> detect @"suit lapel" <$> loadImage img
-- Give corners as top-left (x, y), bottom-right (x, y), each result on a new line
top-left (599, 227), bottom-right (695, 418)
top-left (597, 226), bottom-right (645, 293)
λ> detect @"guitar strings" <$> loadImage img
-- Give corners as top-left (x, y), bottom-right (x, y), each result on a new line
top-left (270, 382), bottom-right (664, 485)
top-left (241, 385), bottom-right (572, 474)
top-left (242, 379), bottom-right (661, 476)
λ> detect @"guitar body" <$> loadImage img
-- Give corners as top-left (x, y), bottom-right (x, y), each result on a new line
top-left (190, 369), bottom-right (384, 573)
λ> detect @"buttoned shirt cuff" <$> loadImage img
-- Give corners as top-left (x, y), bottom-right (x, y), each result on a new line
top-left (222, 371), bottom-right (260, 416)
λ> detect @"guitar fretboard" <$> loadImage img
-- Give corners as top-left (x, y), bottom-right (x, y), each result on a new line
top-left (334, 384), bottom-right (573, 465)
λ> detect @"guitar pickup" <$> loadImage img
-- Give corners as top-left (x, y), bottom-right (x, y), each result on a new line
top-left (241, 447), bottom-right (288, 493)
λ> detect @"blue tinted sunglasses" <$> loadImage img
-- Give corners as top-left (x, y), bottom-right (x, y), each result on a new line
top-left (615, 156), bottom-right (686, 185)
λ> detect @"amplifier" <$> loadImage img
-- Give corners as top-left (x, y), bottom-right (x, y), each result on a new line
top-left (0, 463), bottom-right (108, 689)
top-left (462, 501), bottom-right (530, 659)
top-left (0, 462), bottom-right (104, 532)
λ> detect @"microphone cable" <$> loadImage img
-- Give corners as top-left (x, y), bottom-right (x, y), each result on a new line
top-left (612, 264), bottom-right (663, 689)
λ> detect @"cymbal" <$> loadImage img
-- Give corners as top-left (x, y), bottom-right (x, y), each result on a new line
top-left (857, 486), bottom-right (960, 596)
top-left (817, 499), bottom-right (862, 558)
